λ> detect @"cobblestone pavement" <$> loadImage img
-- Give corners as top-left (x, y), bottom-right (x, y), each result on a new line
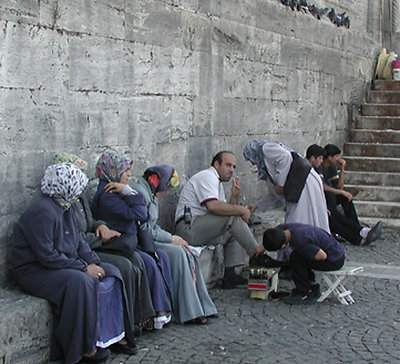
top-left (108, 231), bottom-right (400, 364)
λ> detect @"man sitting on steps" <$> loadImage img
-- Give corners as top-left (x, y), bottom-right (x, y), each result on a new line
top-left (306, 144), bottom-right (383, 246)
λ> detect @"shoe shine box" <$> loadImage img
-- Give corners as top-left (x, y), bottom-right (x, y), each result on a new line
top-left (248, 268), bottom-right (271, 300)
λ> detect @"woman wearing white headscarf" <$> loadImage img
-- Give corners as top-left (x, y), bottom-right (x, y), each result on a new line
top-left (13, 163), bottom-right (136, 364)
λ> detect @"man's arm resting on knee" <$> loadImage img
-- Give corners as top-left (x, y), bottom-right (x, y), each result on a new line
top-left (205, 200), bottom-right (251, 223)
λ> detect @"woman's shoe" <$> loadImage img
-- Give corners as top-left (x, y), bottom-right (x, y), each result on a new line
top-left (110, 342), bottom-right (138, 355)
top-left (80, 348), bottom-right (110, 363)
top-left (185, 316), bottom-right (208, 325)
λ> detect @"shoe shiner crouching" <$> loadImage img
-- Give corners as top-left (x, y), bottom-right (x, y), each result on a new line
top-left (262, 223), bottom-right (345, 305)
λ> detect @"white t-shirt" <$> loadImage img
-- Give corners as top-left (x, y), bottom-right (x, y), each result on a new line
top-left (175, 167), bottom-right (226, 221)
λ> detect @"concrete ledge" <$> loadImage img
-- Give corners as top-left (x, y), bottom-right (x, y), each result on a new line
top-left (0, 289), bottom-right (52, 364)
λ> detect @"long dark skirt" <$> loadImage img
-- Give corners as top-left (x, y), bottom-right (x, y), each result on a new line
top-left (136, 249), bottom-right (173, 313)
top-left (97, 251), bottom-right (155, 324)
top-left (14, 262), bottom-right (135, 364)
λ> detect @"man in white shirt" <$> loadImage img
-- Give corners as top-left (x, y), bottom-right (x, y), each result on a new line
top-left (175, 151), bottom-right (263, 289)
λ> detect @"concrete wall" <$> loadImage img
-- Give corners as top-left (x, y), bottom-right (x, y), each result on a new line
top-left (0, 0), bottom-right (385, 286)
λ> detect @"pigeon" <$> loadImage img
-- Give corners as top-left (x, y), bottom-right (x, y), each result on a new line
top-left (344, 16), bottom-right (350, 28)
top-left (289, 0), bottom-right (298, 11)
top-left (328, 8), bottom-right (337, 23)
top-left (298, 0), bottom-right (309, 12)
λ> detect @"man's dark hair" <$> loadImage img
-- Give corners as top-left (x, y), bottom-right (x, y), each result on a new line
top-left (263, 228), bottom-right (287, 251)
top-left (306, 144), bottom-right (326, 160)
top-left (324, 144), bottom-right (341, 158)
top-left (211, 151), bottom-right (235, 167)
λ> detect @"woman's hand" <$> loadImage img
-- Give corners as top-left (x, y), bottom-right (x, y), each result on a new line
top-left (104, 182), bottom-right (126, 193)
top-left (275, 185), bottom-right (284, 195)
top-left (96, 224), bottom-right (121, 243)
top-left (171, 235), bottom-right (189, 251)
top-left (85, 263), bottom-right (105, 280)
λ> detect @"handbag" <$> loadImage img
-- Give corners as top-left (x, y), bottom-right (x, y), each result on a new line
top-left (137, 224), bottom-right (157, 255)
top-left (283, 152), bottom-right (311, 203)
top-left (96, 233), bottom-right (137, 258)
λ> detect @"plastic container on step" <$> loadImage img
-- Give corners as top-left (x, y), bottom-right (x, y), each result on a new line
top-left (392, 60), bottom-right (400, 80)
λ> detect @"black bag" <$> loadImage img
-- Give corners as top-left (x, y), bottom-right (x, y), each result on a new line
top-left (96, 233), bottom-right (137, 258)
top-left (137, 224), bottom-right (157, 254)
top-left (283, 152), bottom-right (311, 203)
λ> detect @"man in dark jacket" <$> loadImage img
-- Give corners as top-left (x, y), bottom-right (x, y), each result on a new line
top-left (262, 223), bottom-right (345, 305)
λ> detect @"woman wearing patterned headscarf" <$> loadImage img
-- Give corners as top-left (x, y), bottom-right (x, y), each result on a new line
top-left (13, 163), bottom-right (136, 364)
top-left (243, 140), bottom-right (330, 232)
top-left (52, 152), bottom-right (155, 335)
top-left (130, 165), bottom-right (217, 324)
top-left (91, 150), bottom-right (174, 330)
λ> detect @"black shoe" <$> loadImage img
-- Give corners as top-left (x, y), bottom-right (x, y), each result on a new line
top-left (110, 342), bottom-right (138, 355)
top-left (334, 233), bottom-right (346, 243)
top-left (269, 290), bottom-right (291, 302)
top-left (304, 284), bottom-right (321, 305)
top-left (80, 348), bottom-right (110, 363)
top-left (363, 221), bottom-right (383, 245)
top-left (249, 254), bottom-right (288, 268)
top-left (221, 271), bottom-right (247, 289)
top-left (283, 289), bottom-right (308, 305)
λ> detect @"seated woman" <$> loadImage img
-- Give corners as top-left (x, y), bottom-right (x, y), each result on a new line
top-left (52, 152), bottom-right (155, 334)
top-left (13, 162), bottom-right (136, 364)
top-left (91, 150), bottom-right (174, 330)
top-left (131, 165), bottom-right (217, 324)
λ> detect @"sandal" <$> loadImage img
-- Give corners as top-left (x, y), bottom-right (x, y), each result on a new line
top-left (185, 316), bottom-right (208, 325)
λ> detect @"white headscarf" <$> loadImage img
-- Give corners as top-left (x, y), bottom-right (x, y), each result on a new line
top-left (41, 162), bottom-right (88, 210)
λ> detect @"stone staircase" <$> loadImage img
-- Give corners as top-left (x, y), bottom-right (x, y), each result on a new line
top-left (343, 80), bottom-right (400, 231)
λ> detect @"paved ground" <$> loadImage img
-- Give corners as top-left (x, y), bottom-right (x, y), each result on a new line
top-left (106, 230), bottom-right (400, 364)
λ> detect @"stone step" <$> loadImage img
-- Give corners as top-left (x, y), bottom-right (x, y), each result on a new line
top-left (354, 116), bottom-right (400, 130)
top-left (344, 170), bottom-right (400, 186)
top-left (343, 142), bottom-right (400, 157)
top-left (367, 90), bottom-right (400, 104)
top-left (350, 129), bottom-right (400, 143)
top-left (372, 79), bottom-right (400, 91)
top-left (359, 216), bottom-right (400, 231)
top-left (361, 104), bottom-right (400, 116)
top-left (345, 184), bottom-right (400, 202)
top-left (344, 156), bottom-right (400, 172)
top-left (353, 200), bottom-right (400, 219)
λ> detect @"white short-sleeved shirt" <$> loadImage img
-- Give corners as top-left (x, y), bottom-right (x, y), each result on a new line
top-left (175, 167), bottom-right (226, 221)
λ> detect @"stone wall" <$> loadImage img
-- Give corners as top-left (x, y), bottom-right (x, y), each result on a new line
top-left (0, 0), bottom-right (386, 286)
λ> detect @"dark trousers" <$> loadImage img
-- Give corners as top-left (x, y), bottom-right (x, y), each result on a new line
top-left (336, 194), bottom-right (359, 224)
top-left (325, 191), bottom-right (359, 225)
top-left (329, 212), bottom-right (362, 245)
top-left (290, 251), bottom-right (345, 294)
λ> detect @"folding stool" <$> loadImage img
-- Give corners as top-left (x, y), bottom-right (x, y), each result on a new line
top-left (317, 265), bottom-right (364, 305)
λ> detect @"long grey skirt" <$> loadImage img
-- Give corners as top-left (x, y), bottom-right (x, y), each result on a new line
top-left (154, 242), bottom-right (217, 323)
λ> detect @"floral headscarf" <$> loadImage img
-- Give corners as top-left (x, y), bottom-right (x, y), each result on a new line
top-left (41, 163), bottom-right (88, 210)
top-left (95, 150), bottom-right (133, 182)
top-left (243, 140), bottom-right (270, 180)
top-left (52, 152), bottom-right (88, 173)
top-left (143, 165), bottom-right (179, 194)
